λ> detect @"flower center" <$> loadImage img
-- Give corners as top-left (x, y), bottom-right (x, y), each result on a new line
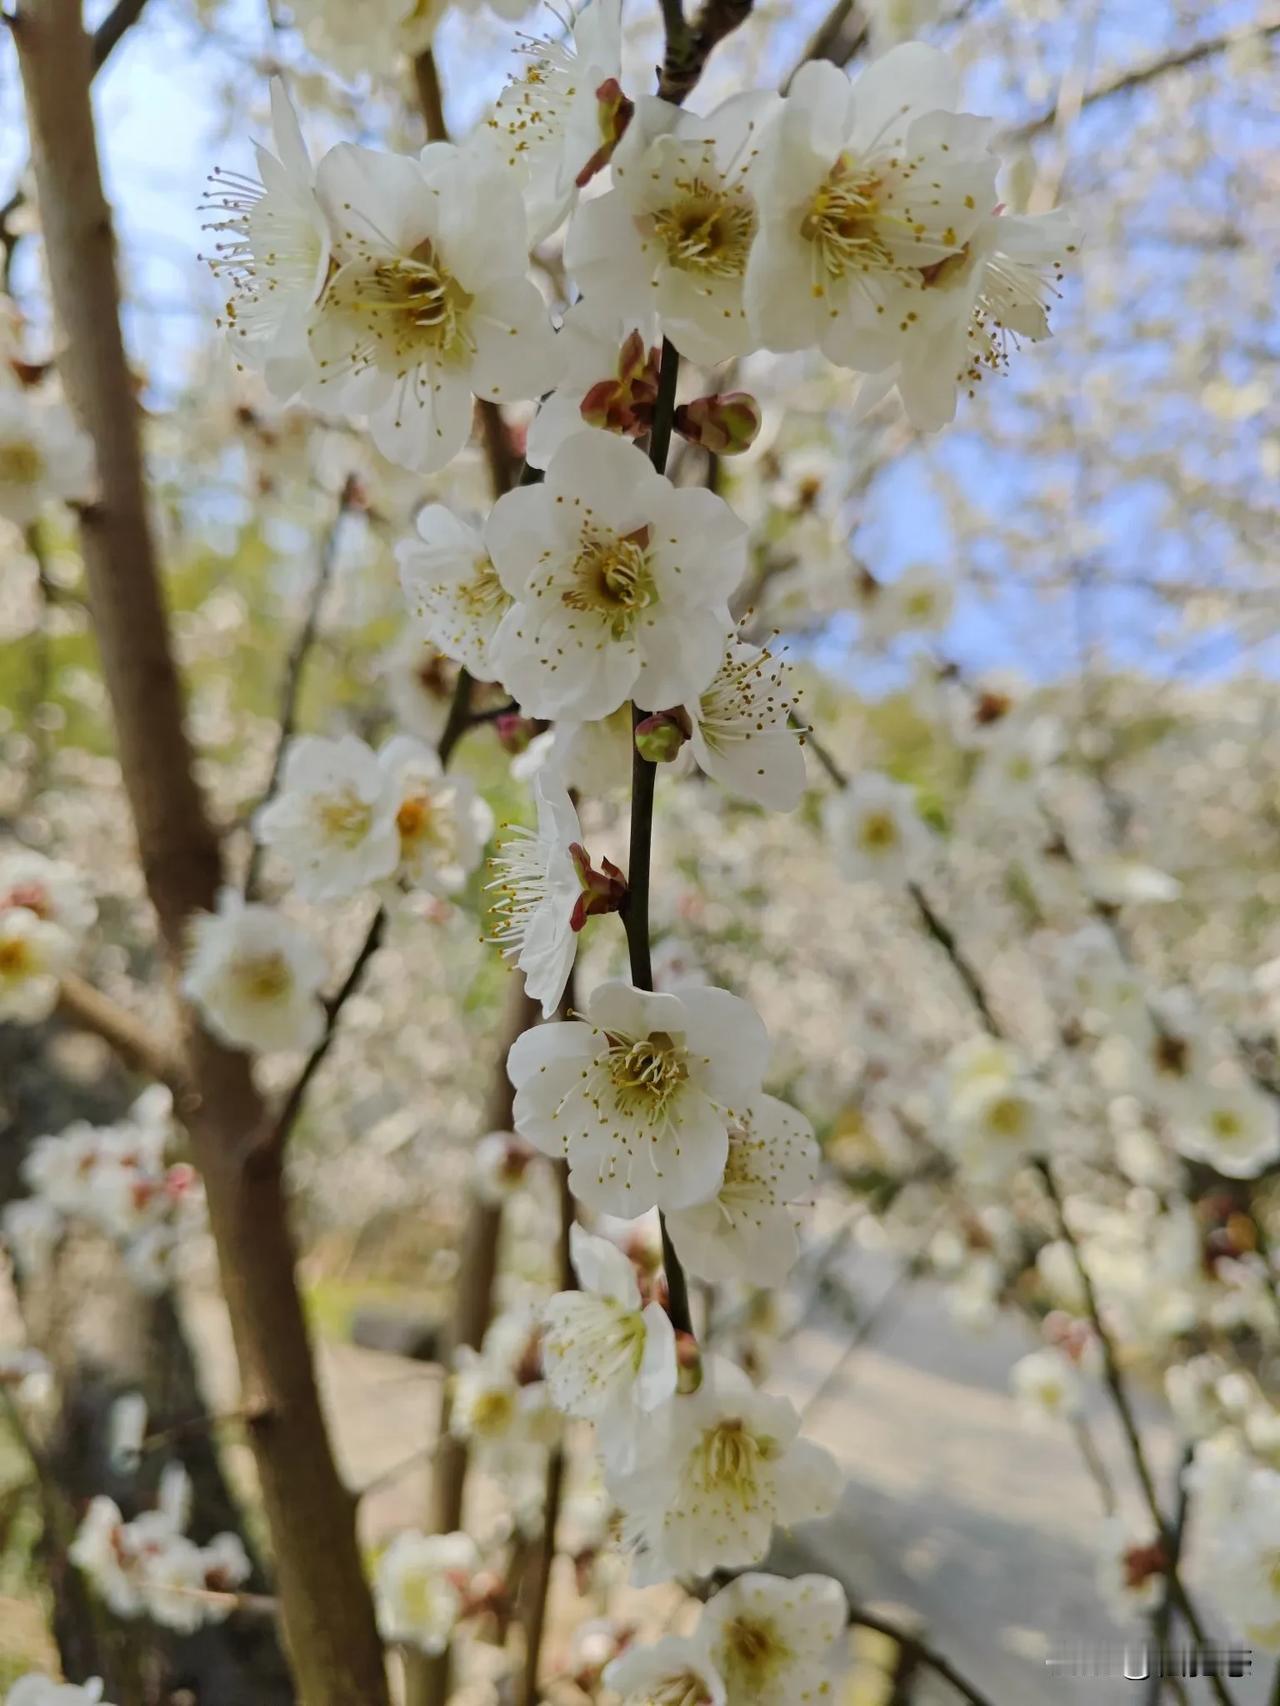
top-left (236, 951), bottom-right (293, 1003)
top-left (695, 1419), bottom-right (770, 1500)
top-left (1210, 1109), bottom-right (1244, 1143)
top-left (650, 1673), bottom-right (716, 1706)
top-left (0, 938), bottom-right (32, 977)
top-left (653, 179), bottom-right (756, 278)
top-left (563, 528), bottom-right (654, 638)
top-left (318, 789), bottom-right (374, 848)
top-left (396, 791), bottom-right (434, 848)
top-left (801, 154), bottom-right (897, 284)
top-left (365, 239), bottom-right (475, 365)
top-left (857, 810), bottom-right (900, 852)
top-left (400, 1567), bottom-right (444, 1629)
top-left (605, 1030), bottom-right (689, 1115)
top-left (986, 1095), bottom-right (1029, 1140)
top-left (0, 438), bottom-right (44, 485)
top-left (461, 557), bottom-right (510, 619)
top-left (723, 1615), bottom-right (785, 1683)
top-left (470, 1388), bottom-right (516, 1437)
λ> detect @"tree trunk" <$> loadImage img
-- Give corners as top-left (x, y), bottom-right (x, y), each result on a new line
top-left (11, 4), bottom-right (389, 1701)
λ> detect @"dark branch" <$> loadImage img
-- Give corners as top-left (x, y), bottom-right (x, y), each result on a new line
top-left (658, 0), bottom-right (754, 104)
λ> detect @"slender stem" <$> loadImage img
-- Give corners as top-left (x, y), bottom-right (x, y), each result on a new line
top-left (412, 46), bottom-right (447, 144)
top-left (847, 1606), bottom-right (995, 1706)
top-left (245, 476), bottom-right (355, 901)
top-left (908, 880), bottom-right (1003, 1039)
top-left (1144, 1445), bottom-right (1193, 1706)
top-left (56, 971), bottom-right (179, 1087)
top-left (1070, 1415), bottom-right (1117, 1517)
top-left (1036, 1160), bottom-right (1236, 1706)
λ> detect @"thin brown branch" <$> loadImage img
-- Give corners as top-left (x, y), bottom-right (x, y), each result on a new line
top-left (658, 0), bottom-right (754, 104)
top-left (244, 473), bottom-right (358, 902)
top-left (13, 5), bottom-right (388, 1699)
top-left (1013, 11), bottom-right (1280, 139)
top-left (847, 1605), bottom-right (995, 1706)
top-left (56, 972), bottom-right (180, 1087)
top-left (1036, 1161), bottom-right (1236, 1706)
top-left (412, 46), bottom-right (447, 144)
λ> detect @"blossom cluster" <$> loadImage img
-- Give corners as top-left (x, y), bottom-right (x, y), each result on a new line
top-left (69, 1463), bottom-right (252, 1634)
top-left (3, 1087), bottom-right (204, 1293)
top-left (0, 847), bottom-right (95, 1024)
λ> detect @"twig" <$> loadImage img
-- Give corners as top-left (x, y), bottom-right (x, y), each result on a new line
top-left (1012, 11), bottom-right (1280, 139)
top-left (848, 1605), bottom-right (995, 1706)
top-left (908, 881), bottom-right (1003, 1040)
top-left (658, 0), bottom-right (754, 104)
top-left (1070, 1415), bottom-right (1116, 1518)
top-left (244, 474), bottom-right (358, 901)
top-left (1144, 1445), bottom-right (1193, 1706)
top-left (56, 971), bottom-right (180, 1087)
top-left (1035, 1160), bottom-right (1236, 1706)
top-left (412, 46), bottom-right (447, 144)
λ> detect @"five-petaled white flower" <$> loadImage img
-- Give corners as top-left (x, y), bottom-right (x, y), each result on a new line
top-left (482, 0), bottom-right (625, 243)
top-left (203, 80), bottom-right (330, 396)
top-left (664, 1093), bottom-right (818, 1285)
top-left (1010, 1346), bottom-right (1083, 1426)
top-left (487, 773), bottom-right (586, 1018)
top-left (0, 392), bottom-right (94, 527)
top-left (310, 141), bottom-right (555, 472)
top-left (822, 770), bottom-right (934, 886)
top-left (507, 979), bottom-right (769, 1216)
top-left (610, 1357), bottom-right (838, 1581)
top-left (1175, 1081), bottom-right (1280, 1181)
top-left (374, 1529), bottom-right (479, 1654)
top-left (603, 1636), bottom-right (727, 1706)
top-left (745, 47), bottom-right (998, 374)
top-left (699, 1570), bottom-right (849, 1706)
top-left (567, 92), bottom-right (779, 367)
top-left (183, 890), bottom-right (326, 1054)
top-left (542, 1223), bottom-right (676, 1459)
top-left (0, 907), bottom-right (75, 1023)
top-left (255, 733), bottom-right (400, 902)
top-left (0, 848), bottom-right (96, 943)
top-left (380, 735), bottom-right (493, 897)
top-left (487, 431), bottom-right (746, 721)
top-left (684, 639), bottom-right (806, 811)
top-left (397, 504), bottom-right (513, 677)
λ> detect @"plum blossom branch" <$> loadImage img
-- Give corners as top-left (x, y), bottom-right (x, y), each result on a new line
top-left (56, 971), bottom-right (181, 1088)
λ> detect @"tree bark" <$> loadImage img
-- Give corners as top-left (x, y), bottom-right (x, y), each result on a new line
top-left (11, 4), bottom-right (388, 1702)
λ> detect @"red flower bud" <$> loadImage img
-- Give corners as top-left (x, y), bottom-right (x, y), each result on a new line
top-left (674, 391), bottom-right (762, 455)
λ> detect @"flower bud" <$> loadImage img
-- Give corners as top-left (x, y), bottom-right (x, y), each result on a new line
top-left (674, 391), bottom-right (762, 455)
top-left (495, 712), bottom-right (538, 754)
top-left (569, 843), bottom-right (628, 932)
top-left (675, 1330), bottom-right (703, 1393)
top-left (634, 706), bottom-right (692, 764)
top-left (575, 77), bottom-right (635, 188)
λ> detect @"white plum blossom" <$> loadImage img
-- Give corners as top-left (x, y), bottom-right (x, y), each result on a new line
top-left (604, 1637), bottom-right (726, 1706)
top-left (941, 1038), bottom-right (1048, 1184)
top-left (397, 504), bottom-right (512, 677)
top-left (507, 979), bottom-right (769, 1216)
top-left (1204, 1467), bottom-right (1280, 1648)
top-left (852, 208), bottom-right (1080, 429)
top-left (70, 1468), bottom-right (250, 1632)
top-left (255, 734), bottom-right (400, 901)
top-left (856, 562), bottom-right (954, 644)
top-left (183, 890), bottom-right (327, 1053)
top-left (524, 301), bottom-right (660, 470)
top-left (567, 92), bottom-right (779, 367)
top-left (487, 773), bottom-right (588, 1017)
top-left (664, 1094), bottom-right (818, 1285)
top-left (482, 0), bottom-right (625, 243)
top-left (1095, 1518), bottom-right (1167, 1621)
top-left (374, 1529), bottom-right (479, 1653)
top-left (310, 141), bottom-right (555, 472)
top-left (699, 1571), bottom-right (849, 1706)
top-left (471, 1130), bottom-right (538, 1204)
top-left (1010, 1346), bottom-right (1083, 1425)
top-left (487, 431), bottom-right (745, 720)
top-left (0, 907), bottom-right (74, 1022)
top-left (745, 48), bottom-right (998, 375)
top-left (203, 81), bottom-right (330, 393)
top-left (610, 1357), bottom-right (839, 1581)
top-left (450, 1317), bottom-right (556, 1476)
top-left (383, 634), bottom-right (459, 743)
top-left (379, 735), bottom-right (493, 896)
top-left (684, 640), bottom-right (807, 812)
top-left (542, 1223), bottom-right (676, 1452)
top-left (0, 848), bottom-right (96, 942)
top-left (822, 770), bottom-right (934, 886)
top-left (6, 1681), bottom-right (112, 1706)
top-left (1174, 1080), bottom-right (1280, 1180)
top-left (0, 391), bottom-right (94, 526)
